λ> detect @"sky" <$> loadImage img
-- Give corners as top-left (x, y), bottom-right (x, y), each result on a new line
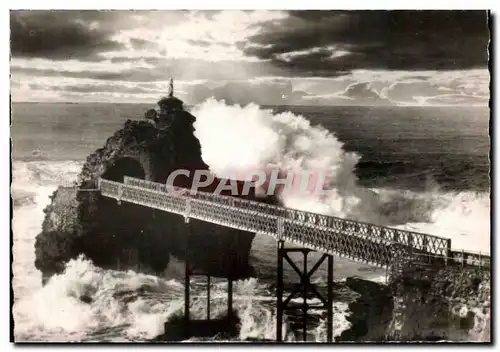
top-left (10, 10), bottom-right (490, 106)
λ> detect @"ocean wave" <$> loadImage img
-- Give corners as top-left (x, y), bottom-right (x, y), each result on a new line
top-left (12, 189), bottom-right (37, 207)
top-left (10, 157), bottom-right (352, 342)
top-left (12, 160), bottom-right (82, 193)
top-left (192, 99), bottom-right (490, 253)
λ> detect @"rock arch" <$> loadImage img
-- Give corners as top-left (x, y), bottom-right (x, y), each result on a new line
top-left (101, 157), bottom-right (146, 182)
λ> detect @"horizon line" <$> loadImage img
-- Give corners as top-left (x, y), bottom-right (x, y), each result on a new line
top-left (9, 100), bottom-right (489, 109)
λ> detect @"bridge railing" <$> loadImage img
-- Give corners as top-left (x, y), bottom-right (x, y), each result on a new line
top-left (447, 249), bottom-right (491, 268)
top-left (120, 177), bottom-right (450, 254)
top-left (98, 177), bottom-right (393, 266)
top-left (98, 177), bottom-right (488, 269)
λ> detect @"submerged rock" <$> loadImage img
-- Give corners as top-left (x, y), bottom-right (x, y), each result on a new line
top-left (156, 312), bottom-right (240, 342)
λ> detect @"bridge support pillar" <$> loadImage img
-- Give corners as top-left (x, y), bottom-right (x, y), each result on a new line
top-left (179, 217), bottom-right (236, 339)
top-left (207, 275), bottom-right (211, 320)
top-left (184, 217), bottom-right (191, 337)
top-left (327, 251), bottom-right (333, 343)
top-left (276, 240), bottom-right (335, 342)
top-left (227, 278), bottom-right (233, 325)
top-left (277, 241), bottom-right (284, 342)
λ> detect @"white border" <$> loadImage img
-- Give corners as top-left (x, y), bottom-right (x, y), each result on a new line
top-left (3, 3), bottom-right (12, 349)
top-left (3, 1), bottom-right (499, 10)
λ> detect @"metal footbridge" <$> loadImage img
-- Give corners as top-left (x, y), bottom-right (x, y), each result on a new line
top-left (94, 175), bottom-right (490, 342)
top-left (97, 176), bottom-right (489, 270)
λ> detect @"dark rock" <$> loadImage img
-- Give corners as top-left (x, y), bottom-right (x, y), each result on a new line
top-left (336, 277), bottom-right (394, 342)
top-left (35, 230), bottom-right (79, 280)
top-left (384, 262), bottom-right (491, 342)
top-left (333, 267), bottom-right (490, 343)
top-left (80, 294), bottom-right (93, 304)
top-left (155, 312), bottom-right (240, 342)
top-left (35, 105), bottom-right (279, 282)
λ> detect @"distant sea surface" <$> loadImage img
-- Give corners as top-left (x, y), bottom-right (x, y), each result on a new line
top-left (11, 103), bottom-right (490, 342)
top-left (12, 103), bottom-right (490, 191)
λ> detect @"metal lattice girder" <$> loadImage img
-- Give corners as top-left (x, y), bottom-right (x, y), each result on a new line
top-left (276, 245), bottom-right (334, 342)
top-left (98, 177), bottom-right (487, 269)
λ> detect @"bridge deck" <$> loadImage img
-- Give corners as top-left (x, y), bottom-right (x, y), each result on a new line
top-left (97, 177), bottom-right (489, 269)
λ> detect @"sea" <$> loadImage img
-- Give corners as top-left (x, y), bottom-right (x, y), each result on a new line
top-left (11, 101), bottom-right (491, 342)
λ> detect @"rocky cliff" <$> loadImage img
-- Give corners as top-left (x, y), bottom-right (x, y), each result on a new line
top-left (336, 264), bottom-right (491, 342)
top-left (385, 263), bottom-right (491, 342)
top-left (35, 108), bottom-right (276, 282)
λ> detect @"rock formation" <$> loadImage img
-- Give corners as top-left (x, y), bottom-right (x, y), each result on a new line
top-left (385, 263), bottom-right (491, 342)
top-left (336, 265), bottom-right (490, 342)
top-left (35, 93), bottom-right (277, 282)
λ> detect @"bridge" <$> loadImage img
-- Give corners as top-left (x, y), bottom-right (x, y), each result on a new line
top-left (92, 176), bottom-right (489, 341)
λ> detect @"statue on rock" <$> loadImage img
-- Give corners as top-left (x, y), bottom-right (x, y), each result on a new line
top-left (153, 78), bottom-right (184, 130)
top-left (168, 77), bottom-right (174, 97)
top-left (143, 78), bottom-right (184, 129)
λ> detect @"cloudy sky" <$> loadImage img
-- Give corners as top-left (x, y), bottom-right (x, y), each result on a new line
top-left (10, 10), bottom-right (490, 106)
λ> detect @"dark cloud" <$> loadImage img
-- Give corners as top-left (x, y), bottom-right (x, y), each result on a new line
top-left (186, 39), bottom-right (212, 47)
top-left (342, 82), bottom-right (384, 101)
top-left (10, 10), bottom-right (125, 60)
top-left (242, 10), bottom-right (490, 75)
top-left (186, 39), bottom-right (231, 48)
top-left (9, 10), bottom-right (198, 61)
top-left (130, 38), bottom-right (154, 50)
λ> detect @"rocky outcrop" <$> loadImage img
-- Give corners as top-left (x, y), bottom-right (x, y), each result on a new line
top-left (35, 108), bottom-right (276, 282)
top-left (385, 263), bottom-right (491, 342)
top-left (337, 265), bottom-right (491, 342)
top-left (336, 277), bottom-right (394, 342)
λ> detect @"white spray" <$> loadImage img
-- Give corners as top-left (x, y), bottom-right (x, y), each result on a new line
top-left (191, 99), bottom-right (490, 252)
